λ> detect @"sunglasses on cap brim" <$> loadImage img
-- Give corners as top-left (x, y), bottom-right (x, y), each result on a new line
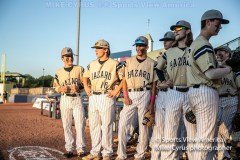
top-left (62, 54), bottom-right (73, 58)
top-left (173, 26), bottom-right (187, 32)
top-left (135, 43), bottom-right (147, 47)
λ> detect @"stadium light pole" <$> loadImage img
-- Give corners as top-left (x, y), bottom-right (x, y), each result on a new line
top-left (75, 0), bottom-right (81, 65)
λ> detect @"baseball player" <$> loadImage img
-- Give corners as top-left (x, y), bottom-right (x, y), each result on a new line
top-left (116, 36), bottom-right (158, 160)
top-left (214, 46), bottom-right (240, 159)
top-left (53, 47), bottom-right (86, 158)
top-left (150, 31), bottom-right (175, 160)
top-left (156, 20), bottom-right (194, 160)
top-left (186, 10), bottom-right (231, 159)
top-left (82, 39), bottom-right (124, 160)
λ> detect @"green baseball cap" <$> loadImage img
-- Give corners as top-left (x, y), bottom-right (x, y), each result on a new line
top-left (61, 47), bottom-right (73, 57)
top-left (170, 20), bottom-right (191, 31)
top-left (201, 9), bottom-right (229, 24)
top-left (91, 39), bottom-right (110, 49)
top-left (159, 31), bottom-right (175, 41)
top-left (133, 36), bottom-right (148, 46)
top-left (215, 46), bottom-right (232, 54)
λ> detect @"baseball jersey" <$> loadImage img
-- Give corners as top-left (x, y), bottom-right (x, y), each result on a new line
top-left (156, 55), bottom-right (170, 89)
top-left (156, 47), bottom-right (190, 86)
top-left (187, 35), bottom-right (219, 88)
top-left (218, 70), bottom-right (240, 96)
top-left (123, 56), bottom-right (158, 89)
top-left (53, 65), bottom-right (84, 93)
top-left (236, 71), bottom-right (240, 90)
top-left (83, 58), bottom-right (124, 92)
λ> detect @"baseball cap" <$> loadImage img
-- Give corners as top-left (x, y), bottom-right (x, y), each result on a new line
top-left (61, 47), bottom-right (73, 57)
top-left (133, 36), bottom-right (148, 46)
top-left (91, 39), bottom-right (110, 49)
top-left (214, 46), bottom-right (232, 54)
top-left (201, 9), bottom-right (229, 24)
top-left (159, 31), bottom-right (175, 41)
top-left (170, 20), bottom-right (191, 31)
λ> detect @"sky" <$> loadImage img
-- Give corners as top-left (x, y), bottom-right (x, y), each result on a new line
top-left (0, 0), bottom-right (239, 78)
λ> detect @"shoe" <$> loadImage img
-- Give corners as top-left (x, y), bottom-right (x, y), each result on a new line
top-left (103, 155), bottom-right (111, 160)
top-left (115, 157), bottom-right (125, 160)
top-left (63, 151), bottom-right (74, 158)
top-left (82, 154), bottom-right (100, 160)
top-left (134, 157), bottom-right (145, 160)
top-left (77, 151), bottom-right (86, 158)
top-left (222, 157), bottom-right (231, 160)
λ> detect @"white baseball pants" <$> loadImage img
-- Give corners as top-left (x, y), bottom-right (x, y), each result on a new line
top-left (117, 90), bottom-right (151, 159)
top-left (88, 94), bottom-right (115, 157)
top-left (60, 95), bottom-right (86, 152)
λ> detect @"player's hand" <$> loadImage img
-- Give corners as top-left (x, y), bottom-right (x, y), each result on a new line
top-left (60, 86), bottom-right (69, 93)
top-left (70, 85), bottom-right (78, 94)
top-left (218, 64), bottom-right (232, 72)
top-left (123, 96), bottom-right (132, 105)
top-left (107, 89), bottom-right (119, 98)
top-left (166, 80), bottom-right (173, 87)
top-left (84, 86), bottom-right (92, 96)
top-left (237, 103), bottom-right (240, 114)
top-left (158, 81), bottom-right (169, 88)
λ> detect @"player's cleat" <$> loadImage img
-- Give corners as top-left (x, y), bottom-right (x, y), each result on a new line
top-left (82, 154), bottom-right (100, 160)
top-left (102, 155), bottom-right (111, 160)
top-left (63, 151), bottom-right (74, 158)
top-left (134, 157), bottom-right (145, 160)
top-left (77, 151), bottom-right (86, 158)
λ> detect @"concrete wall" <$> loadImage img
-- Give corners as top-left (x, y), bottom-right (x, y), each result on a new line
top-left (10, 87), bottom-right (55, 103)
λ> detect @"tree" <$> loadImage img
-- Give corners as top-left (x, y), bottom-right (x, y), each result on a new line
top-left (37, 75), bottom-right (54, 87)
top-left (23, 74), bottom-right (37, 88)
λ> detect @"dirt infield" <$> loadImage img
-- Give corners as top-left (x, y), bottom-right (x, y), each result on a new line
top-left (0, 103), bottom-right (149, 160)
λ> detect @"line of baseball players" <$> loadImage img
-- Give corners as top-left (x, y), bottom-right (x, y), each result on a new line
top-left (53, 9), bottom-right (240, 160)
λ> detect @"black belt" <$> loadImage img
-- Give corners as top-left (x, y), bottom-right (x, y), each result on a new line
top-left (193, 84), bottom-right (217, 90)
top-left (92, 91), bottom-right (107, 95)
top-left (170, 86), bottom-right (189, 92)
top-left (128, 87), bottom-right (151, 92)
top-left (158, 88), bottom-right (168, 92)
top-left (64, 93), bottom-right (78, 97)
top-left (219, 94), bottom-right (236, 97)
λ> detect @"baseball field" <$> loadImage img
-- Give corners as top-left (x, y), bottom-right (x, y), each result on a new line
top-left (0, 103), bottom-right (150, 160)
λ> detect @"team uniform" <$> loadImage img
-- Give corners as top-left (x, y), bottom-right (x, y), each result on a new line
top-left (116, 56), bottom-right (158, 159)
top-left (83, 58), bottom-right (124, 157)
top-left (150, 55), bottom-right (169, 160)
top-left (215, 70), bottom-right (240, 159)
top-left (53, 65), bottom-right (86, 154)
top-left (187, 35), bottom-right (220, 159)
top-left (151, 31), bottom-right (176, 160)
top-left (156, 47), bottom-right (192, 160)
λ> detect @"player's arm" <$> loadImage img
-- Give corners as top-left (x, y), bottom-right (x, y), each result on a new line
top-left (107, 80), bottom-right (123, 98)
top-left (236, 72), bottom-right (240, 113)
top-left (204, 66), bottom-right (231, 80)
top-left (148, 81), bottom-right (157, 114)
top-left (156, 53), bottom-right (167, 70)
top-left (70, 66), bottom-right (84, 94)
top-left (193, 45), bottom-right (231, 79)
top-left (53, 74), bottom-right (61, 93)
top-left (155, 53), bottom-right (168, 84)
top-left (83, 65), bottom-right (91, 96)
top-left (53, 73), bottom-right (68, 93)
top-left (107, 62), bottom-right (125, 98)
top-left (122, 77), bottom-right (132, 105)
top-left (148, 64), bottom-right (158, 114)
